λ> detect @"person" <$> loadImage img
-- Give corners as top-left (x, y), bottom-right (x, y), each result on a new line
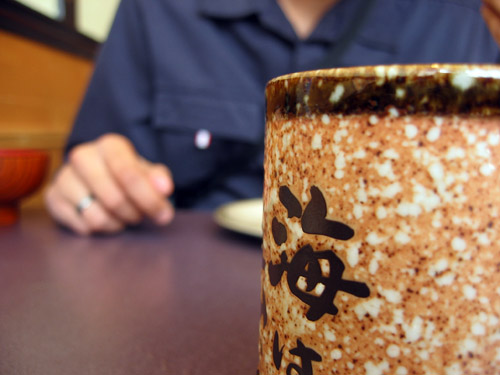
top-left (45, 0), bottom-right (500, 235)
top-left (483, 0), bottom-right (500, 44)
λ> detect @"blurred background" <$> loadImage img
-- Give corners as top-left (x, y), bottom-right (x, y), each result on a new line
top-left (0, 0), bottom-right (120, 210)
top-left (13, 0), bottom-right (120, 42)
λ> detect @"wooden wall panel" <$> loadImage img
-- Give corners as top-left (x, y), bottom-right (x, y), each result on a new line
top-left (0, 30), bottom-right (93, 210)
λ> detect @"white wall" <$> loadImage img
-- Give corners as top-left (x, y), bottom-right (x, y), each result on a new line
top-left (76, 0), bottom-right (120, 42)
top-left (15, 0), bottom-right (63, 20)
top-left (14, 0), bottom-right (121, 42)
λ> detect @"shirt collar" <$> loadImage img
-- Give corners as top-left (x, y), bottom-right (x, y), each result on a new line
top-left (308, 0), bottom-right (367, 43)
top-left (197, 0), bottom-right (268, 18)
top-left (197, 0), bottom-right (390, 50)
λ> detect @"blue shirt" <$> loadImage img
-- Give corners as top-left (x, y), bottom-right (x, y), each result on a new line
top-left (67, 0), bottom-right (499, 210)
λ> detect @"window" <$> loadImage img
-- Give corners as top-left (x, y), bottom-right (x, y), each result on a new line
top-left (1, 0), bottom-right (104, 59)
top-left (14, 0), bottom-right (64, 21)
top-left (12, 0), bottom-right (120, 42)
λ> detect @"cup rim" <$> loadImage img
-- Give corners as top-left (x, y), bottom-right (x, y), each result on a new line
top-left (0, 149), bottom-right (48, 158)
top-left (266, 63), bottom-right (500, 117)
top-left (267, 63), bottom-right (500, 84)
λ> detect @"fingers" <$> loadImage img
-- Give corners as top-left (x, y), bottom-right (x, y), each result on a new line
top-left (142, 158), bottom-right (174, 196)
top-left (96, 135), bottom-right (174, 225)
top-left (45, 133), bottom-right (175, 235)
top-left (45, 176), bottom-right (90, 236)
top-left (482, 0), bottom-right (500, 47)
top-left (45, 166), bottom-right (125, 235)
top-left (69, 140), bottom-right (143, 225)
top-left (144, 161), bottom-right (176, 223)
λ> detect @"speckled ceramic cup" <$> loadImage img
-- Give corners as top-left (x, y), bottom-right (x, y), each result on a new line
top-left (259, 64), bottom-right (500, 375)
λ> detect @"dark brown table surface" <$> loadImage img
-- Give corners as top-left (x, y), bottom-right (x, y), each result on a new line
top-left (0, 209), bottom-right (262, 375)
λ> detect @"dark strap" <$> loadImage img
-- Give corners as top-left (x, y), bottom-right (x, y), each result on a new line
top-left (317, 0), bottom-right (377, 69)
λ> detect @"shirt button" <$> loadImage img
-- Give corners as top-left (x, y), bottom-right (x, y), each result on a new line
top-left (194, 129), bottom-right (212, 149)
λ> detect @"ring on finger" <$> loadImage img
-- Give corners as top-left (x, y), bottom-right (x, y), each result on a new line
top-left (76, 194), bottom-right (96, 214)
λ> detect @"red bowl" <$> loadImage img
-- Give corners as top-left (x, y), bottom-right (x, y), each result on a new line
top-left (0, 149), bottom-right (49, 225)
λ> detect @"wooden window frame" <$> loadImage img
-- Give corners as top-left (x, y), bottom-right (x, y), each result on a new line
top-left (0, 0), bottom-right (99, 60)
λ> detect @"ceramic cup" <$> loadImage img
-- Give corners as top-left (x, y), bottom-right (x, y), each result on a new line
top-left (259, 64), bottom-right (500, 375)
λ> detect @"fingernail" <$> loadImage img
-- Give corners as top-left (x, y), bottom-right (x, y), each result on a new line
top-left (155, 208), bottom-right (173, 225)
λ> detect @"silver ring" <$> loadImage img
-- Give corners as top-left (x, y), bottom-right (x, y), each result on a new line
top-left (76, 194), bottom-right (95, 214)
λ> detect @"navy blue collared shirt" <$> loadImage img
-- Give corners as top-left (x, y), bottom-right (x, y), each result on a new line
top-left (67, 0), bottom-right (499, 209)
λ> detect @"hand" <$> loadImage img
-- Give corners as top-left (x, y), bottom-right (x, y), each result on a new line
top-left (482, 0), bottom-right (500, 47)
top-left (44, 133), bottom-right (175, 235)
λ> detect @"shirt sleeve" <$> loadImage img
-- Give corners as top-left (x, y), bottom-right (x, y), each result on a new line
top-left (65, 0), bottom-right (159, 160)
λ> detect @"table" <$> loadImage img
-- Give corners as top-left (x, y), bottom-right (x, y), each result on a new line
top-left (0, 210), bottom-right (262, 375)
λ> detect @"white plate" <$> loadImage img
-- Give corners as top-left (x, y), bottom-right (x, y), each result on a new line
top-left (214, 198), bottom-right (263, 238)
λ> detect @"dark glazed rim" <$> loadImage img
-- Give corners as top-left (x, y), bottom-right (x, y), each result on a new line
top-left (266, 64), bottom-right (500, 118)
